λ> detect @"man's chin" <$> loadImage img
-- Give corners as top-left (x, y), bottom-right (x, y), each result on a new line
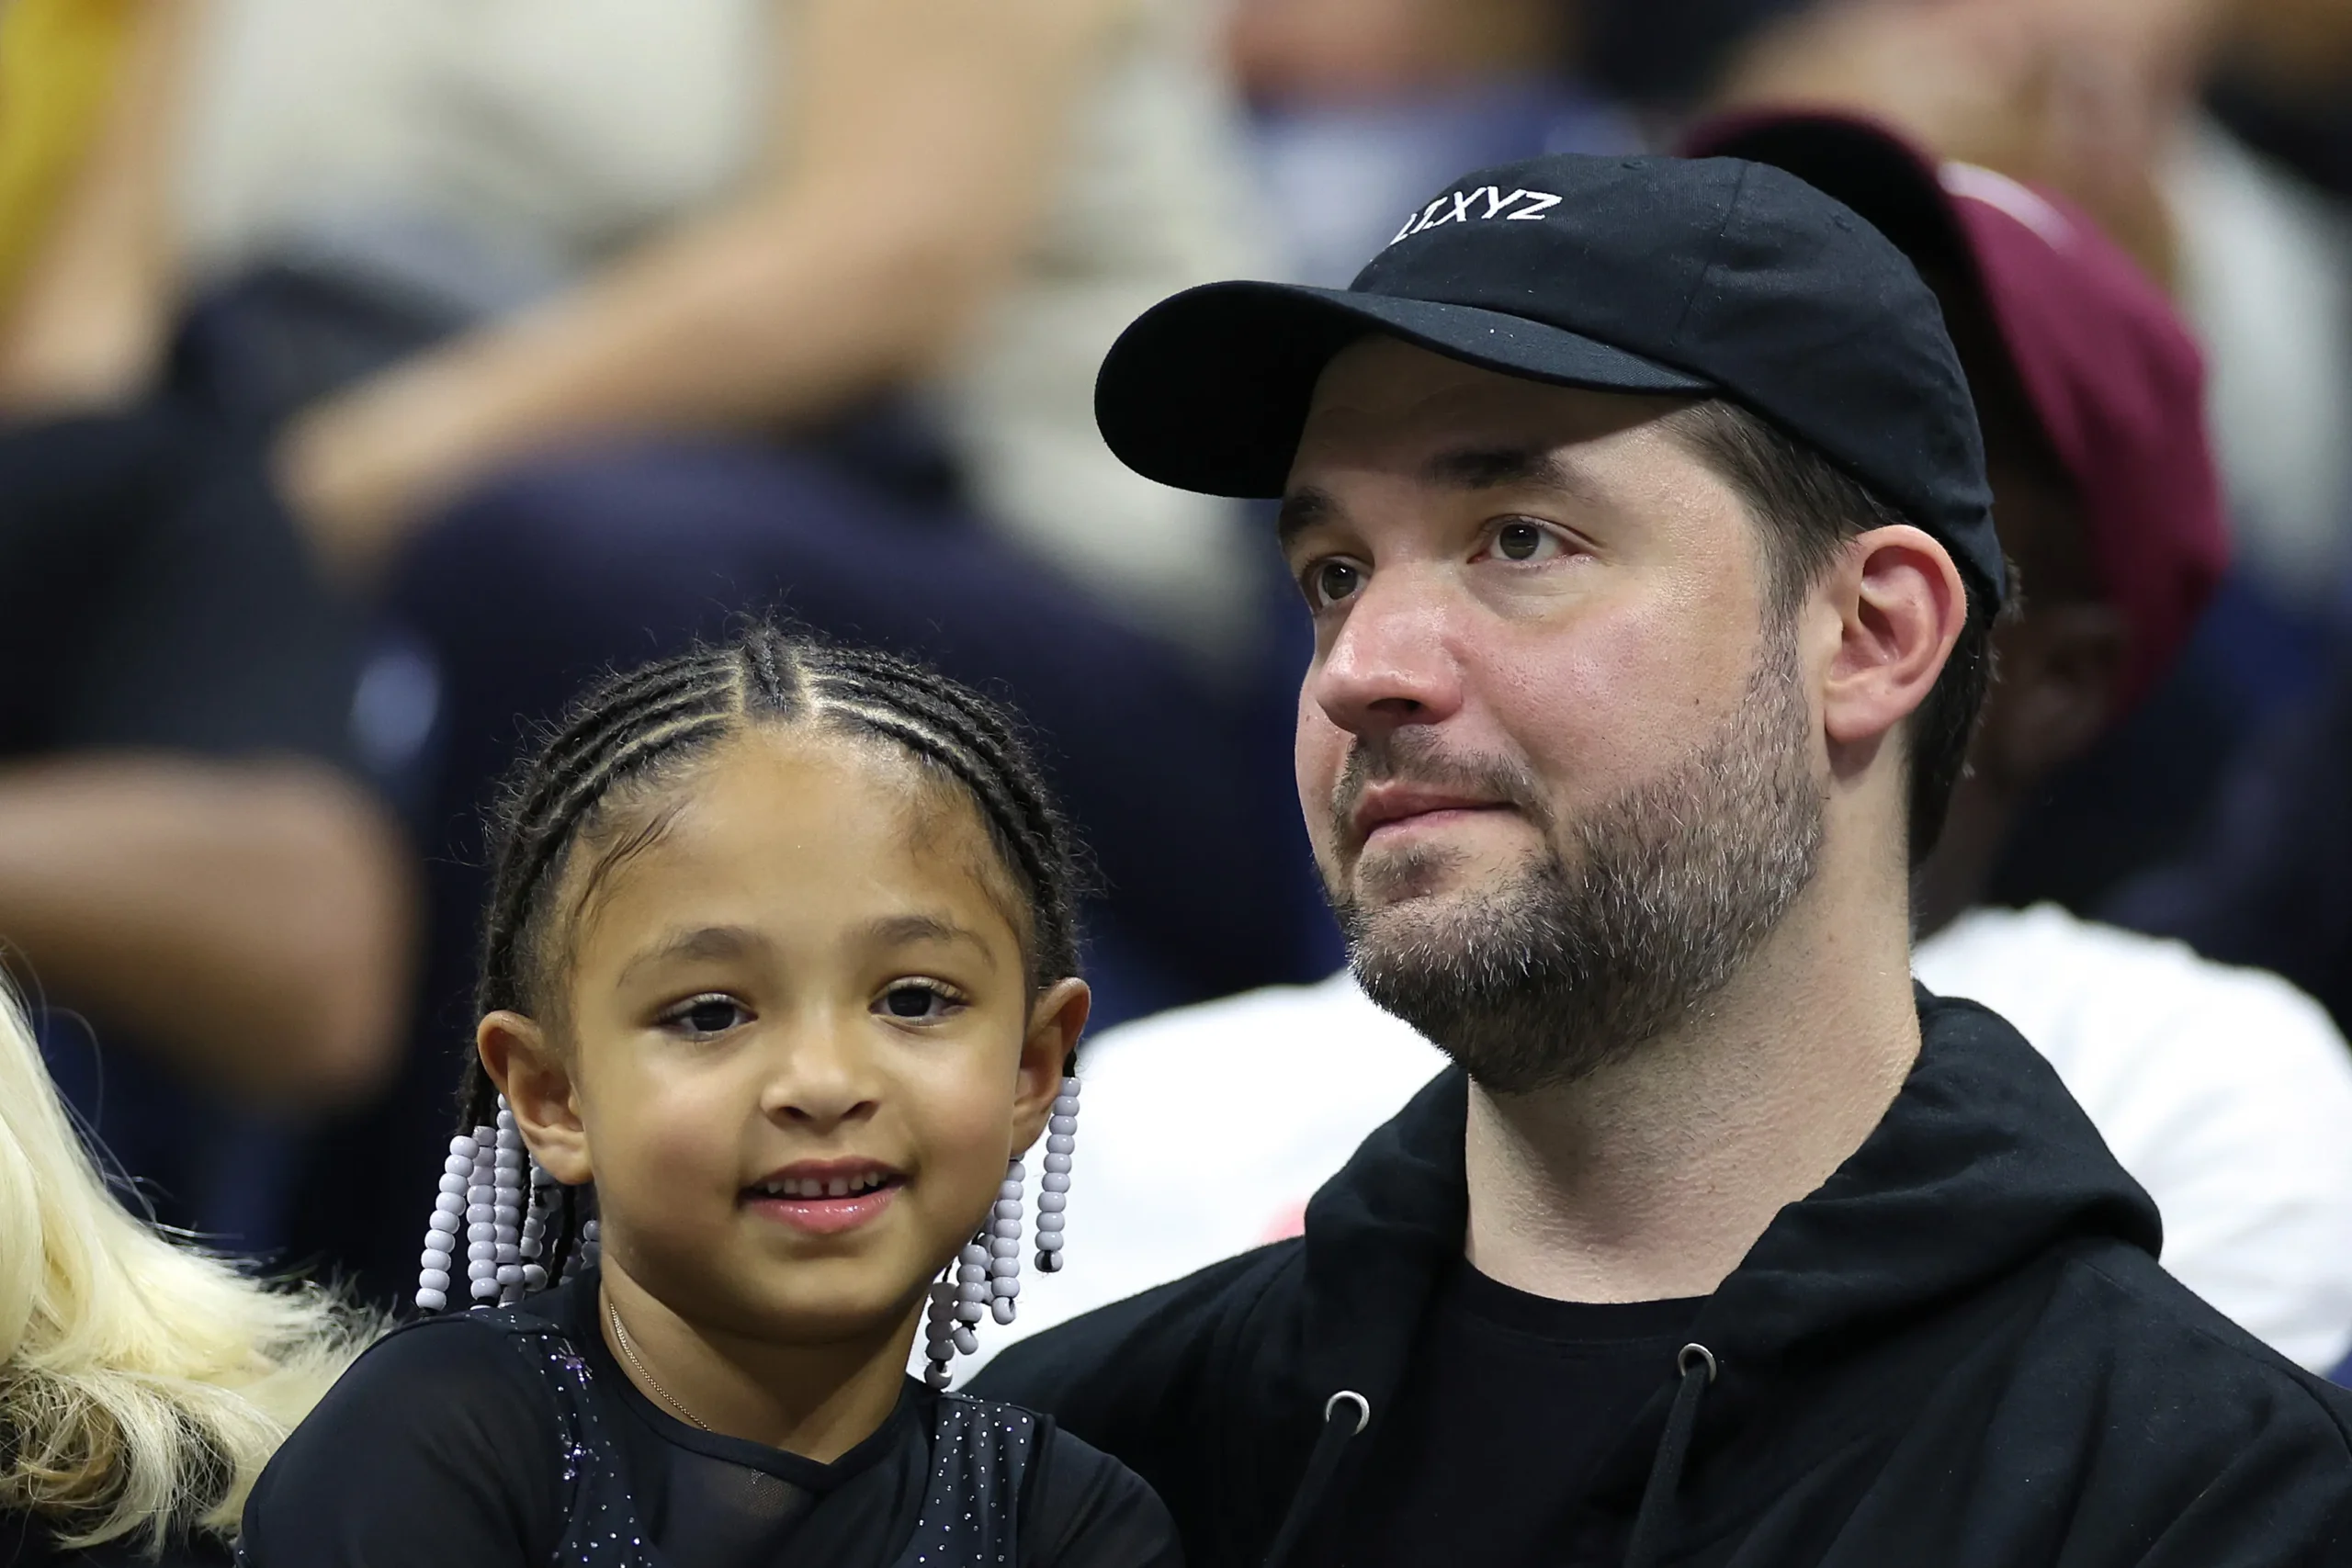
top-left (1337, 883), bottom-right (1497, 968)
top-left (1348, 839), bottom-right (1532, 908)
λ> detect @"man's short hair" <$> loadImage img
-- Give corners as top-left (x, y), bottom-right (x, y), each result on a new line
top-left (1663, 400), bottom-right (2001, 864)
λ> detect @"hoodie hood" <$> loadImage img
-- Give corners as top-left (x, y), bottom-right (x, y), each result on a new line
top-left (1706, 992), bottom-right (2162, 1368)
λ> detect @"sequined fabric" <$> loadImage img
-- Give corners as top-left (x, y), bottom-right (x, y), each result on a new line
top-left (503, 1315), bottom-right (1042, 1567)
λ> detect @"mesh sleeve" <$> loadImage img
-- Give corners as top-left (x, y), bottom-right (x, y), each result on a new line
top-left (238, 1320), bottom-right (563, 1566)
top-left (1021, 1427), bottom-right (1184, 1568)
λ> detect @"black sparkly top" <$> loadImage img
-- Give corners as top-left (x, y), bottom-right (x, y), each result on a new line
top-left (238, 1268), bottom-right (1181, 1567)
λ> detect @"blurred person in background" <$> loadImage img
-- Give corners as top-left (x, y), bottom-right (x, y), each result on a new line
top-left (0, 0), bottom-right (417, 1245)
top-left (0, 978), bottom-right (376, 1565)
top-left (1717, 0), bottom-right (2352, 916)
top-left (1226, 0), bottom-right (1642, 285)
top-left (0, 0), bottom-right (1310, 1301)
top-left (967, 115), bottom-right (2352, 1383)
top-left (2098, 0), bottom-right (2352, 1055)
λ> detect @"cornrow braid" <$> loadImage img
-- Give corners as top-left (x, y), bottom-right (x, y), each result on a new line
top-left (451, 624), bottom-right (1089, 1286)
top-left (803, 659), bottom-right (1080, 980)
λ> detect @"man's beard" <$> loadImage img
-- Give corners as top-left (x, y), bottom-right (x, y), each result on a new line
top-left (1329, 628), bottom-right (1825, 1096)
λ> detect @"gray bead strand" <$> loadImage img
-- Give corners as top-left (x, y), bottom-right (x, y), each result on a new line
top-left (922, 1274), bottom-right (957, 1389)
top-left (517, 1159), bottom-right (550, 1293)
top-left (413, 1131), bottom-right (476, 1313)
top-left (465, 1122), bottom-right (501, 1305)
top-left (1035, 1077), bottom-right (1080, 1272)
top-left (986, 1159), bottom-right (1023, 1326)
top-left (492, 1106), bottom-right (526, 1305)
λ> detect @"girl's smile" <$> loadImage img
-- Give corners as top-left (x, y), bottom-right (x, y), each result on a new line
top-left (743, 1160), bottom-right (907, 1236)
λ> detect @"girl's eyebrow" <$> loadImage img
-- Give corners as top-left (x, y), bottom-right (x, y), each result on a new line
top-left (862, 913), bottom-right (999, 971)
top-left (616, 923), bottom-right (763, 985)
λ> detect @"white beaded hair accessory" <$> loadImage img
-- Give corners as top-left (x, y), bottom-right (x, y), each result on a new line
top-left (414, 1096), bottom-right (561, 1313)
top-left (1035, 1076), bottom-right (1079, 1272)
top-left (922, 1073), bottom-right (1080, 1388)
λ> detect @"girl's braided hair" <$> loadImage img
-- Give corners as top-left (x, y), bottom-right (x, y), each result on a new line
top-left (454, 625), bottom-right (1086, 1271)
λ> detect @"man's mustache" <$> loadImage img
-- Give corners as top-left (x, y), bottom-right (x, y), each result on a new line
top-left (1330, 734), bottom-right (1553, 850)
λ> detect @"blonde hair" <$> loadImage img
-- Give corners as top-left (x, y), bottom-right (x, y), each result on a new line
top-left (0, 986), bottom-right (379, 1549)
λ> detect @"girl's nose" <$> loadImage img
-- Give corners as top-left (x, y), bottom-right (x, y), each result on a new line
top-left (759, 1021), bottom-right (880, 1133)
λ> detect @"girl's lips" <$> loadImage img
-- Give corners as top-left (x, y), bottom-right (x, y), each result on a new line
top-left (742, 1180), bottom-right (902, 1237)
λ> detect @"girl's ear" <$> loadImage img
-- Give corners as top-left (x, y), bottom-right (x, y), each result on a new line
top-left (479, 1010), bottom-right (593, 1186)
top-left (1012, 977), bottom-right (1090, 1154)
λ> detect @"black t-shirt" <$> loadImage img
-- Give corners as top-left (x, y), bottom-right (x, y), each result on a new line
top-left (241, 1270), bottom-right (1181, 1568)
top-left (1337, 1260), bottom-right (1702, 1568)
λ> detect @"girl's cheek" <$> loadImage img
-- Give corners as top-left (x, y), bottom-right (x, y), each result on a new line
top-left (606, 1074), bottom-right (746, 1193)
top-left (913, 1049), bottom-right (1027, 1174)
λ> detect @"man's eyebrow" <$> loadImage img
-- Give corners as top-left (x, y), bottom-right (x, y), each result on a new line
top-left (616, 924), bottom-right (762, 986)
top-left (1278, 448), bottom-right (1600, 548)
top-left (1275, 486), bottom-right (1338, 549)
top-left (1423, 445), bottom-right (1600, 501)
top-left (859, 912), bottom-right (999, 972)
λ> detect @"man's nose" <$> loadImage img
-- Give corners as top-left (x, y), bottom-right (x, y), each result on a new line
top-left (1306, 568), bottom-right (1464, 742)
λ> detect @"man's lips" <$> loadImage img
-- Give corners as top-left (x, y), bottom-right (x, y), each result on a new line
top-left (1350, 784), bottom-right (1514, 846)
top-left (741, 1160), bottom-right (904, 1237)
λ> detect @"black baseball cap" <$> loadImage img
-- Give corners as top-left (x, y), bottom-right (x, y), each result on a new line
top-left (1093, 152), bottom-right (2004, 606)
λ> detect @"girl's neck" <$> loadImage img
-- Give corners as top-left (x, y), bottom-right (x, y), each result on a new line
top-left (598, 1259), bottom-right (918, 1461)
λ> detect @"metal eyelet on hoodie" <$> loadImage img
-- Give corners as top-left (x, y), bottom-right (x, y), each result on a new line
top-left (1262, 1391), bottom-right (1374, 1568)
top-left (1625, 1343), bottom-right (1720, 1568)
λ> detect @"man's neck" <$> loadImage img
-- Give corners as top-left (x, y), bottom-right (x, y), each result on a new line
top-left (1463, 882), bottom-right (1921, 1303)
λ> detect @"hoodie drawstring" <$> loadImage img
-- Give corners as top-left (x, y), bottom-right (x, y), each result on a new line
top-left (1261, 1390), bottom-right (1371, 1568)
top-left (1623, 1343), bottom-right (1716, 1568)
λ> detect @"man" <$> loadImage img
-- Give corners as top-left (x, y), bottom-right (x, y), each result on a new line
top-left (972, 143), bottom-right (2352, 1562)
top-left (970, 115), bottom-right (2352, 1381)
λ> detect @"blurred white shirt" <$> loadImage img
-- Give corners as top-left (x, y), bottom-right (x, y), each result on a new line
top-left (965, 903), bottom-right (2352, 1376)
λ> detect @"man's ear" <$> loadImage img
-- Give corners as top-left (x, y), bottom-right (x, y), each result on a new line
top-left (1012, 977), bottom-right (1091, 1156)
top-left (479, 1010), bottom-right (592, 1185)
top-left (1821, 525), bottom-right (1971, 754)
top-left (1973, 603), bottom-right (2127, 788)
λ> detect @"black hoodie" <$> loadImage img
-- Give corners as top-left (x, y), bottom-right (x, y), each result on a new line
top-left (973, 990), bottom-right (2352, 1566)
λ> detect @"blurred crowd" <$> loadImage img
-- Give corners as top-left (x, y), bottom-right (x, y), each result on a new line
top-left (1, 0), bottom-right (2349, 1371)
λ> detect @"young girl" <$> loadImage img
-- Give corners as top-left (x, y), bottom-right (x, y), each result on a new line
top-left (240, 626), bottom-right (1180, 1566)
top-left (0, 982), bottom-right (370, 1566)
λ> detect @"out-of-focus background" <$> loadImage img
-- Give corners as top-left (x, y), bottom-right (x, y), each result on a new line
top-left (0, 0), bottom-right (2346, 1327)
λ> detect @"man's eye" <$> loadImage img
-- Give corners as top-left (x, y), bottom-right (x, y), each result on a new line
top-left (1493, 521), bottom-right (1559, 562)
top-left (878, 983), bottom-right (958, 1021)
top-left (1305, 558), bottom-right (1364, 608)
top-left (663, 996), bottom-right (750, 1037)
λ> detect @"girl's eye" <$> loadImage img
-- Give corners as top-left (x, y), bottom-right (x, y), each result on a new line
top-left (1490, 519), bottom-right (1565, 563)
top-left (1301, 558), bottom-right (1365, 611)
top-left (877, 982), bottom-right (961, 1022)
top-left (662, 995), bottom-right (751, 1038)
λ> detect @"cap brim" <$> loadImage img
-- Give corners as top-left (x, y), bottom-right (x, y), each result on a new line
top-left (1094, 281), bottom-right (1715, 499)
